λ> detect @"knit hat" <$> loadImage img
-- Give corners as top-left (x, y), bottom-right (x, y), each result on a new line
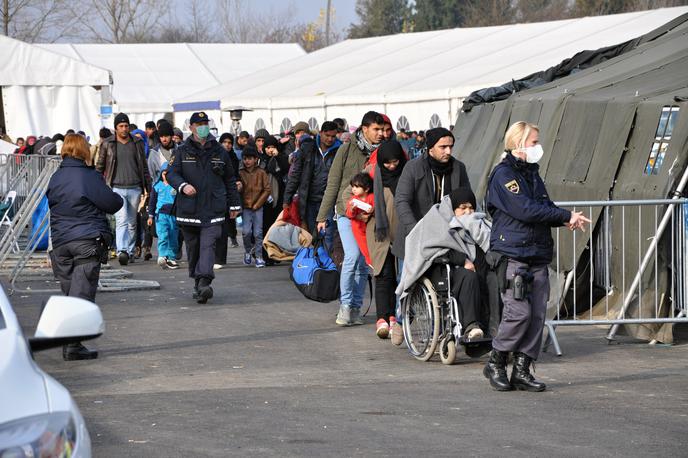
top-left (254, 128), bottom-right (270, 139)
top-left (239, 130), bottom-right (250, 139)
top-left (114, 112), bottom-right (130, 127)
top-left (173, 127), bottom-right (183, 138)
top-left (158, 122), bottom-right (174, 137)
top-left (219, 133), bottom-right (234, 143)
top-left (449, 187), bottom-right (477, 211)
top-left (426, 127), bottom-right (454, 150)
top-left (292, 121), bottom-right (309, 134)
top-left (263, 135), bottom-right (279, 149)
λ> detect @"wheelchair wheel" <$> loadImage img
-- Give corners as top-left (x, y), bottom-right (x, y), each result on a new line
top-left (402, 277), bottom-right (440, 361)
top-left (439, 336), bottom-right (457, 365)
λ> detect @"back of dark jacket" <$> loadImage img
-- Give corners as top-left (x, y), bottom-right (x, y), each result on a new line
top-left (393, 154), bottom-right (471, 259)
top-left (165, 135), bottom-right (241, 226)
top-left (48, 158), bottom-right (123, 248)
top-left (486, 154), bottom-right (570, 265)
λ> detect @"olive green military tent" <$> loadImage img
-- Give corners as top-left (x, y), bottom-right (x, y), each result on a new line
top-left (452, 13), bottom-right (688, 343)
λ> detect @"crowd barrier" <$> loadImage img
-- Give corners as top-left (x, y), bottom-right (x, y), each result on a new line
top-left (544, 197), bottom-right (688, 356)
top-left (0, 153), bottom-right (54, 210)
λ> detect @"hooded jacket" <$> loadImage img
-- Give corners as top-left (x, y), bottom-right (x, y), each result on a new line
top-left (284, 134), bottom-right (342, 220)
top-left (96, 134), bottom-right (151, 192)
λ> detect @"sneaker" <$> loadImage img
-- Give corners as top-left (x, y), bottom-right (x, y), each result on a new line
top-left (157, 257), bottom-right (167, 269)
top-left (350, 308), bottom-right (364, 326)
top-left (390, 320), bottom-right (404, 346)
top-left (118, 251), bottom-right (129, 266)
top-left (230, 238), bottom-right (239, 248)
top-left (335, 306), bottom-right (352, 326)
top-left (255, 257), bottom-right (266, 268)
top-left (466, 327), bottom-right (484, 341)
top-left (376, 319), bottom-right (390, 339)
top-left (243, 253), bottom-right (252, 265)
top-left (213, 264), bottom-right (223, 270)
top-left (166, 259), bottom-right (179, 269)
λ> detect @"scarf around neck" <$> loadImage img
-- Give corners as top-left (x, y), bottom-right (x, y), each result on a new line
top-left (356, 129), bottom-right (378, 155)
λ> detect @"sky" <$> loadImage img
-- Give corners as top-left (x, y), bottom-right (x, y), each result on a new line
top-left (252, 0), bottom-right (357, 34)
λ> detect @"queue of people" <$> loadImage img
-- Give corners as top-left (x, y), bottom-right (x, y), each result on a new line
top-left (34, 109), bottom-right (591, 392)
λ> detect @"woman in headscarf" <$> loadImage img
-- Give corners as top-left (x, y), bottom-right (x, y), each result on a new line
top-left (131, 128), bottom-right (150, 159)
top-left (261, 134), bottom-right (290, 265)
top-left (367, 140), bottom-right (407, 341)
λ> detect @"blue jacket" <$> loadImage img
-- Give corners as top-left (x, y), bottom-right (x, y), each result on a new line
top-left (148, 175), bottom-right (176, 217)
top-left (165, 135), bottom-right (241, 226)
top-left (47, 157), bottom-right (123, 247)
top-left (486, 154), bottom-right (571, 265)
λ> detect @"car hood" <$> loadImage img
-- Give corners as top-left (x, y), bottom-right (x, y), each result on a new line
top-left (0, 330), bottom-right (50, 424)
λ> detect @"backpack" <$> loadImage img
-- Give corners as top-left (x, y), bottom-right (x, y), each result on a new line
top-left (289, 233), bottom-right (340, 302)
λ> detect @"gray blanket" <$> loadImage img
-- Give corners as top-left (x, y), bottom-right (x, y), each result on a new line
top-left (396, 195), bottom-right (491, 299)
top-left (266, 223), bottom-right (302, 253)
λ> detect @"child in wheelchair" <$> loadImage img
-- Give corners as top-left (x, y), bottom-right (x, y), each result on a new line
top-left (396, 187), bottom-right (493, 359)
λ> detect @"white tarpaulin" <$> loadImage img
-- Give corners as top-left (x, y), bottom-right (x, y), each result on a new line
top-left (0, 35), bottom-right (110, 141)
top-left (40, 43), bottom-right (305, 126)
top-left (175, 6), bottom-right (688, 134)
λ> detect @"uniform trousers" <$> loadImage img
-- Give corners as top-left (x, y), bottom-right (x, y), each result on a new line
top-left (181, 224), bottom-right (222, 282)
top-left (50, 239), bottom-right (101, 302)
top-left (492, 259), bottom-right (549, 360)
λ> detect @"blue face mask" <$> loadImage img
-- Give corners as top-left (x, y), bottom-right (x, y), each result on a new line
top-left (196, 125), bottom-right (210, 139)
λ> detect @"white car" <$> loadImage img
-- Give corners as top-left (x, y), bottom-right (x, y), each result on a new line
top-left (0, 289), bottom-right (104, 457)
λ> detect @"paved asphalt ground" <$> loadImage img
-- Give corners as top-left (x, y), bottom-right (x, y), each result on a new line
top-left (10, 247), bottom-right (688, 457)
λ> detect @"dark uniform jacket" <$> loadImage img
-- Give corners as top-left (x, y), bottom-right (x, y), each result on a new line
top-left (284, 135), bottom-right (341, 220)
top-left (486, 153), bottom-right (571, 265)
top-left (166, 135), bottom-right (241, 227)
top-left (95, 134), bottom-right (151, 192)
top-left (48, 157), bottom-right (123, 248)
top-left (393, 154), bottom-right (471, 260)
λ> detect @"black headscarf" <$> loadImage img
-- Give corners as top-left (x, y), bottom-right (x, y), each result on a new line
top-left (376, 140), bottom-right (407, 193)
top-left (374, 140), bottom-right (407, 242)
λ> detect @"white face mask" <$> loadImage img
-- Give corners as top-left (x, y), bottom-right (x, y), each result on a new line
top-left (523, 144), bottom-right (544, 163)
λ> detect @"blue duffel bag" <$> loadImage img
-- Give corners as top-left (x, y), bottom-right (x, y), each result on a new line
top-left (289, 233), bottom-right (340, 303)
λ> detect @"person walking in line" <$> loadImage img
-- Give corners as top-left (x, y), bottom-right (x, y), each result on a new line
top-left (147, 163), bottom-right (179, 270)
top-left (238, 146), bottom-right (271, 268)
top-left (215, 132), bottom-right (241, 268)
top-left (95, 112), bottom-right (151, 266)
top-left (166, 112), bottom-right (241, 303)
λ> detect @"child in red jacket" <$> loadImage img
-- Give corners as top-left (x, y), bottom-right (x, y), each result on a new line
top-left (346, 172), bottom-right (375, 268)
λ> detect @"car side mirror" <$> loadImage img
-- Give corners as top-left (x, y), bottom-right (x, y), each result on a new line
top-left (29, 296), bottom-right (104, 352)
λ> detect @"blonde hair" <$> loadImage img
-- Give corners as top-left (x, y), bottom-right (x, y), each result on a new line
top-left (61, 134), bottom-right (92, 164)
top-left (504, 121), bottom-right (539, 152)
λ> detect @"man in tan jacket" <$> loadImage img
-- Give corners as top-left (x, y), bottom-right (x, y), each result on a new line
top-left (317, 111), bottom-right (385, 326)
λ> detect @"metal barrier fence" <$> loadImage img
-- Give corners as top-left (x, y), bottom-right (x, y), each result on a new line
top-left (544, 197), bottom-right (688, 356)
top-left (0, 153), bottom-right (54, 210)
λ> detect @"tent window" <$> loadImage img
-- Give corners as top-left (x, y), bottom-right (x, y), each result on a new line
top-left (254, 118), bottom-right (266, 134)
top-left (429, 114), bottom-right (442, 128)
top-left (397, 116), bottom-right (410, 132)
top-left (308, 117), bottom-right (319, 132)
top-left (644, 106), bottom-right (679, 175)
top-left (280, 118), bottom-right (292, 134)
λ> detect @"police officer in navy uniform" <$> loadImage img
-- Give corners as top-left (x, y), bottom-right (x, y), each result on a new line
top-left (484, 121), bottom-right (590, 392)
top-left (166, 112), bottom-right (241, 303)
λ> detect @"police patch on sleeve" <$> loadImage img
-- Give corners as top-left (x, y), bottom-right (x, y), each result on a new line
top-left (504, 179), bottom-right (520, 194)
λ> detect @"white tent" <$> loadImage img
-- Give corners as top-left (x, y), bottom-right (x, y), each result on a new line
top-left (39, 43), bottom-right (305, 128)
top-left (175, 6), bottom-right (688, 135)
top-left (0, 35), bottom-right (110, 141)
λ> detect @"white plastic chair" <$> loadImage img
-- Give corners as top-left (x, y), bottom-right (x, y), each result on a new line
top-left (0, 191), bottom-right (19, 252)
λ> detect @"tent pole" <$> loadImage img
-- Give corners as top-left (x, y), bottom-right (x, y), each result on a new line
top-left (606, 163), bottom-right (688, 341)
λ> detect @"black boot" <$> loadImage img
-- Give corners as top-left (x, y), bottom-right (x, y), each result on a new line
top-left (483, 350), bottom-right (513, 391)
top-left (196, 278), bottom-right (213, 304)
top-left (63, 342), bottom-right (98, 361)
top-left (510, 352), bottom-right (546, 392)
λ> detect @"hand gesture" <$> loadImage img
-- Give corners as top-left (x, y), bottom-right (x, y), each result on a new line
top-left (566, 211), bottom-right (592, 232)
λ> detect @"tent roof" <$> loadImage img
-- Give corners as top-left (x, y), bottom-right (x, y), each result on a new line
top-left (0, 35), bottom-right (110, 86)
top-left (39, 42), bottom-right (304, 113)
top-left (176, 6), bottom-right (688, 111)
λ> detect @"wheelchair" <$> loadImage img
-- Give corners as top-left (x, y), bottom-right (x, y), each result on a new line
top-left (401, 255), bottom-right (494, 364)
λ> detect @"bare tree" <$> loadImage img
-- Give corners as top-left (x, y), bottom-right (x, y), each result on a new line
top-left (71, 0), bottom-right (167, 43)
top-left (1, 0), bottom-right (82, 42)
